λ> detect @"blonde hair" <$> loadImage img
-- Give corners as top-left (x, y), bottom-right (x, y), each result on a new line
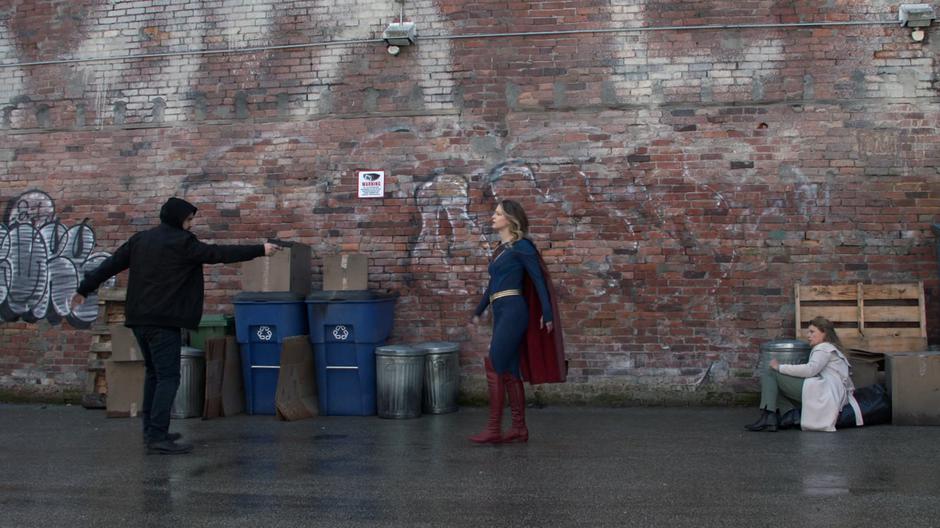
top-left (499, 199), bottom-right (529, 244)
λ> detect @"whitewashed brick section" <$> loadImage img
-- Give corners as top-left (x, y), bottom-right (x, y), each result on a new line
top-left (0, 21), bottom-right (25, 117)
top-left (608, 1), bottom-right (659, 104)
top-left (215, 0), bottom-right (276, 47)
top-left (69, 1), bottom-right (279, 126)
top-left (13, 0), bottom-right (458, 124)
top-left (292, 0), bottom-right (456, 116)
top-left (869, 57), bottom-right (936, 99)
top-left (70, 1), bottom-right (209, 126)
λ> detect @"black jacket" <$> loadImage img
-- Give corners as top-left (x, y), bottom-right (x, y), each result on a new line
top-left (77, 198), bottom-right (264, 330)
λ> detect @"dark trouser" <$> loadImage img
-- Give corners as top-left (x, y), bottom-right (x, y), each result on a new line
top-left (132, 326), bottom-right (182, 443)
top-left (759, 370), bottom-right (805, 414)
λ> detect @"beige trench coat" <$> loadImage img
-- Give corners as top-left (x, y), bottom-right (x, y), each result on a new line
top-left (778, 342), bottom-right (863, 432)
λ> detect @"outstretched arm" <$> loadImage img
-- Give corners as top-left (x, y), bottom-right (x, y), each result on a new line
top-left (185, 238), bottom-right (272, 264)
top-left (76, 241), bottom-right (131, 297)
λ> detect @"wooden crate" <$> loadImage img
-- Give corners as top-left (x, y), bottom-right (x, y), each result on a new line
top-left (795, 282), bottom-right (927, 353)
top-left (82, 288), bottom-right (127, 407)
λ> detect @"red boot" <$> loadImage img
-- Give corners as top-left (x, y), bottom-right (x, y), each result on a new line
top-left (502, 374), bottom-right (528, 443)
top-left (469, 359), bottom-right (504, 444)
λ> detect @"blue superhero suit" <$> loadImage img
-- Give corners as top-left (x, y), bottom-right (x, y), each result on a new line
top-left (475, 238), bottom-right (553, 377)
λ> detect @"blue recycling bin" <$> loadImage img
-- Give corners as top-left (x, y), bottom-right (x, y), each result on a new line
top-left (233, 292), bottom-right (308, 415)
top-left (306, 290), bottom-right (399, 416)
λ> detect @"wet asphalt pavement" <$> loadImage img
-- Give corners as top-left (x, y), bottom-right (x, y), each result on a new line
top-left (1, 403), bottom-right (939, 527)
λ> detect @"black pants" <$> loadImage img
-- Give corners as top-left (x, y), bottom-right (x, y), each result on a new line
top-left (132, 326), bottom-right (182, 442)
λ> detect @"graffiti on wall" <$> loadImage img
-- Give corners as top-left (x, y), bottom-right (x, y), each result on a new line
top-left (0, 190), bottom-right (112, 328)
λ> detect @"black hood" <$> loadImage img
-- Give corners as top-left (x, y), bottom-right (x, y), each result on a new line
top-left (159, 197), bottom-right (197, 229)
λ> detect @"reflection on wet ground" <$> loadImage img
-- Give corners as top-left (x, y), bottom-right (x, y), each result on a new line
top-left (2, 404), bottom-right (939, 527)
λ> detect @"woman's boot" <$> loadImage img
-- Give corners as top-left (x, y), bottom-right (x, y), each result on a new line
top-left (469, 359), bottom-right (504, 444)
top-left (502, 374), bottom-right (529, 443)
top-left (745, 409), bottom-right (778, 432)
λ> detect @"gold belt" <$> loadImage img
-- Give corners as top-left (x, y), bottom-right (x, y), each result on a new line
top-left (490, 289), bottom-right (522, 303)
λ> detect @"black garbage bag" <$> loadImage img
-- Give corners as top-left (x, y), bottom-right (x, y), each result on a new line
top-left (770, 384), bottom-right (891, 430)
top-left (835, 404), bottom-right (857, 428)
top-left (837, 384), bottom-right (892, 428)
top-left (779, 408), bottom-right (801, 430)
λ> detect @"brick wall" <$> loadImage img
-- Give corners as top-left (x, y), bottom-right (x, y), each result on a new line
top-left (1, 1), bottom-right (938, 402)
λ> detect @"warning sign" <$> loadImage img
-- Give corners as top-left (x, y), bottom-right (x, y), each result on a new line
top-left (357, 170), bottom-right (385, 198)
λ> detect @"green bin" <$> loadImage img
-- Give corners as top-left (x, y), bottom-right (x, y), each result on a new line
top-left (188, 314), bottom-right (234, 350)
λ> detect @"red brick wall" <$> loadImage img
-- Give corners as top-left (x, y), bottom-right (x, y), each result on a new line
top-left (1, 1), bottom-right (938, 402)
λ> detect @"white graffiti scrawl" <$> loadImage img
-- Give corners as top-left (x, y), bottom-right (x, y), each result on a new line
top-left (0, 190), bottom-right (112, 328)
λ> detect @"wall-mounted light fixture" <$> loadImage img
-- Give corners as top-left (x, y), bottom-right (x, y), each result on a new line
top-left (383, 21), bottom-right (416, 56)
top-left (899, 3), bottom-right (936, 42)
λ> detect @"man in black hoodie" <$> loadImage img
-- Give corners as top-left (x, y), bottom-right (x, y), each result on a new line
top-left (72, 197), bottom-right (280, 455)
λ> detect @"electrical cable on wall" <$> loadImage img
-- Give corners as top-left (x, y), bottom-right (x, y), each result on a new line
top-left (0, 19), bottom-right (899, 69)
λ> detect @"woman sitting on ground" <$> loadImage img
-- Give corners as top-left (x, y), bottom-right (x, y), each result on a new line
top-left (746, 316), bottom-right (863, 432)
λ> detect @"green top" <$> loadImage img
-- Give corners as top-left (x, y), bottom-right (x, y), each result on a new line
top-left (198, 314), bottom-right (234, 328)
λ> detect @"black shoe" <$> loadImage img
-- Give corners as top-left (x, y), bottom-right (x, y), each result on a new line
top-left (745, 409), bottom-right (778, 432)
top-left (143, 432), bottom-right (182, 445)
top-left (147, 439), bottom-right (193, 455)
top-left (765, 410), bottom-right (779, 432)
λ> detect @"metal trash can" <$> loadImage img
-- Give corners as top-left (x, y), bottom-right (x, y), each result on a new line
top-left (415, 341), bottom-right (460, 414)
top-left (758, 340), bottom-right (811, 377)
top-left (171, 346), bottom-right (205, 419)
top-left (375, 345), bottom-right (426, 419)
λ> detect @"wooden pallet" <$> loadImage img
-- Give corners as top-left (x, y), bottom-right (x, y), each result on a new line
top-left (795, 282), bottom-right (927, 353)
top-left (82, 288), bottom-right (127, 407)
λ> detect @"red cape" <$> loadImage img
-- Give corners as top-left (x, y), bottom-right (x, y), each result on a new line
top-left (519, 253), bottom-right (567, 384)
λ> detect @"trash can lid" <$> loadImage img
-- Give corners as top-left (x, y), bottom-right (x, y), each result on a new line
top-left (760, 339), bottom-right (810, 352)
top-left (234, 291), bottom-right (306, 303)
top-left (414, 341), bottom-right (459, 354)
top-left (306, 289), bottom-right (400, 302)
top-left (180, 346), bottom-right (204, 358)
top-left (199, 314), bottom-right (234, 327)
top-left (375, 344), bottom-right (426, 357)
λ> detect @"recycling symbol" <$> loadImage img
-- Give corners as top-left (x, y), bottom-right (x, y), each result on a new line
top-left (256, 326), bottom-right (274, 341)
top-left (332, 325), bottom-right (350, 341)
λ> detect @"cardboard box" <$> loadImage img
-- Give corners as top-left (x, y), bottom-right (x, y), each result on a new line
top-left (221, 336), bottom-right (244, 417)
top-left (202, 337), bottom-right (227, 419)
top-left (202, 336), bottom-right (245, 418)
top-left (887, 351), bottom-right (940, 426)
top-left (104, 360), bottom-right (145, 418)
top-left (275, 336), bottom-right (319, 421)
top-left (109, 324), bottom-right (143, 362)
top-left (241, 242), bottom-right (311, 295)
top-left (323, 253), bottom-right (368, 291)
top-left (847, 349), bottom-right (884, 389)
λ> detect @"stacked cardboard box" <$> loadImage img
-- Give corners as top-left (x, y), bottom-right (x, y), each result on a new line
top-left (886, 351), bottom-right (940, 426)
top-left (104, 323), bottom-right (146, 418)
top-left (322, 254), bottom-right (368, 291)
top-left (241, 242), bottom-right (312, 295)
top-left (240, 244), bottom-right (369, 296)
top-left (845, 349), bottom-right (884, 388)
